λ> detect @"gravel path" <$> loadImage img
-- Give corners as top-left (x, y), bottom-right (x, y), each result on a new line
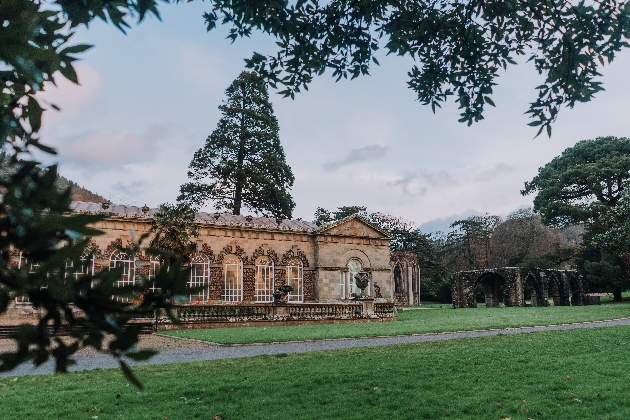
top-left (2, 318), bottom-right (630, 377)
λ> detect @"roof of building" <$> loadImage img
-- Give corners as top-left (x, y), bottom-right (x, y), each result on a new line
top-left (313, 213), bottom-right (391, 238)
top-left (69, 201), bottom-right (318, 233)
top-left (70, 202), bottom-right (392, 238)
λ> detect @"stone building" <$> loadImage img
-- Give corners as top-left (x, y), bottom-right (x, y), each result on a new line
top-left (65, 201), bottom-right (395, 303)
top-left (390, 252), bottom-right (420, 305)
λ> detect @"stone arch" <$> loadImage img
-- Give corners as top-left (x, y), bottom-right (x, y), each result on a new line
top-left (523, 271), bottom-right (547, 307)
top-left (567, 271), bottom-right (585, 306)
top-left (334, 248), bottom-right (372, 270)
top-left (545, 271), bottom-right (563, 306)
top-left (281, 246), bottom-right (310, 268)
top-left (475, 271), bottom-right (507, 308)
top-left (453, 268), bottom-right (585, 309)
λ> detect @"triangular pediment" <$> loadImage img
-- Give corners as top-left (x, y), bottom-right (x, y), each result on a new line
top-left (316, 214), bottom-right (390, 239)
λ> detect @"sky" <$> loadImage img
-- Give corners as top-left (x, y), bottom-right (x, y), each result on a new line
top-left (35, 2), bottom-right (630, 233)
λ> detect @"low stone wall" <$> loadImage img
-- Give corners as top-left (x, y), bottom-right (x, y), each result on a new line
top-left (157, 317), bottom-right (397, 331)
top-left (159, 301), bottom-right (397, 331)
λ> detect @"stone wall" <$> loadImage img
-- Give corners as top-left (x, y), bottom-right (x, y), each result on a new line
top-left (452, 267), bottom-right (585, 308)
top-left (390, 252), bottom-right (420, 305)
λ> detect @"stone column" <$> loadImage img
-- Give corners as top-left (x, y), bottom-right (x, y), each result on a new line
top-left (361, 298), bottom-right (375, 317)
top-left (407, 262), bottom-right (414, 305)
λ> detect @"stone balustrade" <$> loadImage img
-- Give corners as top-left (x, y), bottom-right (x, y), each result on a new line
top-left (169, 301), bottom-right (396, 327)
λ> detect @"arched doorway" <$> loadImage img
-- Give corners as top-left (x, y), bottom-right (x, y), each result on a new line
top-left (476, 272), bottom-right (506, 308)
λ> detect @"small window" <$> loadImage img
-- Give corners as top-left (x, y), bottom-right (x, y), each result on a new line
top-left (255, 256), bottom-right (274, 302)
top-left (224, 254), bottom-right (243, 302)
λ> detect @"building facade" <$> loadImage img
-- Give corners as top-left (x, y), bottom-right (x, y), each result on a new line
top-left (68, 202), bottom-right (395, 304)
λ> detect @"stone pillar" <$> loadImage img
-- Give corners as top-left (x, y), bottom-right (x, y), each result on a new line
top-left (407, 262), bottom-right (414, 305)
top-left (361, 298), bottom-right (375, 317)
top-left (272, 305), bottom-right (290, 319)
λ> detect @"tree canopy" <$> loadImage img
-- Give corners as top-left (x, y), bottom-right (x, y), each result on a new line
top-left (205, 0), bottom-right (630, 135)
top-left (149, 202), bottom-right (199, 262)
top-left (522, 136), bottom-right (630, 227)
top-left (0, 0), bottom-right (191, 384)
top-left (523, 136), bottom-right (630, 300)
top-left (179, 71), bottom-right (295, 219)
top-left (4, 0), bottom-right (629, 149)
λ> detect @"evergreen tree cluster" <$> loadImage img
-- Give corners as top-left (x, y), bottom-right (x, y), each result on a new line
top-left (179, 71), bottom-right (295, 220)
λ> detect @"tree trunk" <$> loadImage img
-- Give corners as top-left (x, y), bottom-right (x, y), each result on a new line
top-left (613, 289), bottom-right (623, 302)
top-left (232, 82), bottom-right (247, 215)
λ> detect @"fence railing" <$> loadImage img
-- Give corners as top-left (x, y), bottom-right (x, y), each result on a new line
top-left (289, 303), bottom-right (362, 319)
top-left (374, 302), bottom-right (396, 316)
top-left (175, 304), bottom-right (273, 321)
top-left (173, 302), bottom-right (396, 323)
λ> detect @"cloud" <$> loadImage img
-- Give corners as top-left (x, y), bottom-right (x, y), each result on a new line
top-left (49, 122), bottom-right (173, 167)
top-left (36, 63), bottom-right (104, 130)
top-left (418, 209), bottom-right (483, 234)
top-left (389, 169), bottom-right (455, 194)
top-left (474, 163), bottom-right (516, 181)
top-left (322, 144), bottom-right (390, 171)
top-left (112, 180), bottom-right (149, 197)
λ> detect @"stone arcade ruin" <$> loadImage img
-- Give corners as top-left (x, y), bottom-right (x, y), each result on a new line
top-left (451, 267), bottom-right (587, 308)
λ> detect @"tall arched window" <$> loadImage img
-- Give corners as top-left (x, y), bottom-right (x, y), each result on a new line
top-left (145, 255), bottom-right (161, 293)
top-left (189, 253), bottom-right (210, 303)
top-left (340, 258), bottom-right (363, 299)
top-left (224, 254), bottom-right (243, 302)
top-left (110, 250), bottom-right (135, 301)
top-left (255, 256), bottom-right (274, 302)
top-left (66, 250), bottom-right (94, 281)
top-left (287, 259), bottom-right (303, 303)
top-left (394, 265), bottom-right (403, 293)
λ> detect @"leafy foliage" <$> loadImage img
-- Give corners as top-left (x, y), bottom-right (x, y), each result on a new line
top-left (205, 0), bottom-right (630, 135)
top-left (149, 203), bottom-right (199, 262)
top-left (0, 0), bottom-right (193, 385)
top-left (523, 136), bottom-right (630, 296)
top-left (179, 71), bottom-right (295, 219)
top-left (522, 136), bottom-right (630, 227)
top-left (444, 214), bottom-right (502, 270)
top-left (313, 206), bottom-right (372, 225)
top-left (523, 136), bottom-right (630, 295)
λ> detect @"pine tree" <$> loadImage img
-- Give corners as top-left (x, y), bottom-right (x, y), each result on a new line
top-left (179, 71), bottom-right (295, 218)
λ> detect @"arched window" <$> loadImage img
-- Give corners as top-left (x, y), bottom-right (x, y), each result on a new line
top-left (147, 255), bottom-right (161, 293)
top-left (65, 250), bottom-right (94, 281)
top-left (109, 250), bottom-right (135, 292)
top-left (224, 254), bottom-right (243, 302)
top-left (255, 256), bottom-right (274, 302)
top-left (189, 253), bottom-right (210, 303)
top-left (394, 265), bottom-right (403, 293)
top-left (287, 259), bottom-right (303, 303)
top-left (340, 258), bottom-right (363, 299)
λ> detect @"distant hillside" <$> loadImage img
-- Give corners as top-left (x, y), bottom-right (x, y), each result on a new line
top-left (57, 175), bottom-right (106, 203)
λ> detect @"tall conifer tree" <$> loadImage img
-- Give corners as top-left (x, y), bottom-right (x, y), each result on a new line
top-left (179, 71), bottom-right (295, 218)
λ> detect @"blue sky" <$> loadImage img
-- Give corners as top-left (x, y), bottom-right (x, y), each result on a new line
top-left (36, 2), bottom-right (630, 232)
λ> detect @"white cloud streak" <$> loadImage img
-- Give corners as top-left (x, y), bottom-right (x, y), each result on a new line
top-left (322, 144), bottom-right (390, 171)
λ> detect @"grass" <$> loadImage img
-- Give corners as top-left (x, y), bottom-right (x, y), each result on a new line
top-left (2, 327), bottom-right (630, 419)
top-left (160, 302), bottom-right (630, 344)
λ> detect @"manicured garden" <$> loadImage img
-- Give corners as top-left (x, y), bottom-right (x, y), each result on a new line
top-left (2, 326), bottom-right (630, 419)
top-left (159, 302), bottom-right (630, 344)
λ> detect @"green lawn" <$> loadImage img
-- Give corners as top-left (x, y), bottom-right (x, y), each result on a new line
top-left (160, 302), bottom-right (630, 344)
top-left (2, 327), bottom-right (630, 419)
